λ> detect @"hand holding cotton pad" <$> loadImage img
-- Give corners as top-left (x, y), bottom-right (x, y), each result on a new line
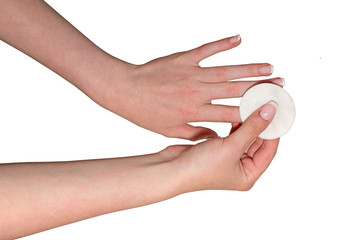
top-left (239, 83), bottom-right (295, 139)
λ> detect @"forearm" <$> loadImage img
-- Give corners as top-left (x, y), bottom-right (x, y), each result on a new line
top-left (0, 153), bottom-right (185, 239)
top-left (0, 0), bottom-right (130, 102)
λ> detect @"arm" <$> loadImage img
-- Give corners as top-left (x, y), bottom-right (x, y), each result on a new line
top-left (0, 0), bottom-right (283, 140)
top-left (0, 0), bottom-right (129, 101)
top-left (0, 102), bottom-right (278, 239)
top-left (0, 153), bottom-right (186, 239)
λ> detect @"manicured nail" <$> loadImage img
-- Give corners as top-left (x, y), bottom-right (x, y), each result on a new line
top-left (259, 64), bottom-right (273, 74)
top-left (272, 78), bottom-right (285, 87)
top-left (260, 101), bottom-right (277, 120)
top-left (230, 34), bottom-right (241, 43)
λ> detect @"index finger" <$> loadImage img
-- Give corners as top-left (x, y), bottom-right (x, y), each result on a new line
top-left (185, 35), bottom-right (241, 64)
top-left (251, 138), bottom-right (279, 180)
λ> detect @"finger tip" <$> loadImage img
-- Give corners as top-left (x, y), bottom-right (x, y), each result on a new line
top-left (229, 34), bottom-right (242, 46)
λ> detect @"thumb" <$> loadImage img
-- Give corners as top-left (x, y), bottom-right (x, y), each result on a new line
top-left (225, 101), bottom-right (277, 154)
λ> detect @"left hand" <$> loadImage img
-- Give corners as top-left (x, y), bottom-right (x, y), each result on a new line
top-left (98, 35), bottom-right (283, 140)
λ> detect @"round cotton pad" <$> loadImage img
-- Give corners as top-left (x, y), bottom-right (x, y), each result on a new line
top-left (239, 83), bottom-right (295, 139)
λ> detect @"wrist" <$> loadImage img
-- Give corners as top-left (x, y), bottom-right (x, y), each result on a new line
top-left (169, 156), bottom-right (200, 195)
top-left (78, 55), bottom-right (135, 112)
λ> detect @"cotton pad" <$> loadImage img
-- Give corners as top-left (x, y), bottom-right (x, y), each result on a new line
top-left (239, 83), bottom-right (295, 139)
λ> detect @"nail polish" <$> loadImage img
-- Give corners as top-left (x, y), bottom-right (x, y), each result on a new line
top-left (272, 78), bottom-right (285, 87)
top-left (260, 101), bottom-right (278, 120)
top-left (230, 34), bottom-right (241, 43)
top-left (259, 65), bottom-right (273, 74)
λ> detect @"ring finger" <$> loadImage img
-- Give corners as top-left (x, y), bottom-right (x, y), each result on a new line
top-left (204, 77), bottom-right (284, 101)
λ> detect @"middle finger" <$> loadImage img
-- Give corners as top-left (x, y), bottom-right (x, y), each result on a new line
top-left (200, 63), bottom-right (273, 82)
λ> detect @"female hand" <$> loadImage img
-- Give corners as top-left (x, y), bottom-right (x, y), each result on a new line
top-left (0, 1), bottom-right (282, 140)
top-left (99, 35), bottom-right (283, 140)
top-left (160, 102), bottom-right (279, 192)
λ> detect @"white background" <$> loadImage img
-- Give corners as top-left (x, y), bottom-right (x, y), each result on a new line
top-left (1, 0), bottom-right (359, 239)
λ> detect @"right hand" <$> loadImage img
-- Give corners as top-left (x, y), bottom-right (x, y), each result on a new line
top-left (161, 101), bottom-right (279, 192)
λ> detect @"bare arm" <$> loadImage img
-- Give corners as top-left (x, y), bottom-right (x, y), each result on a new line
top-left (0, 0), bottom-right (129, 101)
top-left (0, 153), bottom-right (185, 239)
top-left (0, 103), bottom-right (278, 239)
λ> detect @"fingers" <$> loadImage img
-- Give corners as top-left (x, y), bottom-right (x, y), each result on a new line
top-left (198, 105), bottom-right (241, 122)
top-left (246, 137), bottom-right (264, 157)
top-left (229, 122), bottom-right (242, 135)
top-left (185, 35), bottom-right (241, 64)
top-left (224, 102), bottom-right (277, 157)
top-left (201, 63), bottom-right (273, 83)
top-left (165, 124), bottom-right (218, 141)
top-left (251, 138), bottom-right (279, 178)
top-left (204, 77), bottom-right (284, 100)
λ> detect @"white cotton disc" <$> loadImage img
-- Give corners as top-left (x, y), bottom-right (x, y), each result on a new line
top-left (239, 83), bottom-right (296, 139)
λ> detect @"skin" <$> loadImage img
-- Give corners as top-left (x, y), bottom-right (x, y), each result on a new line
top-left (0, 0), bottom-right (282, 238)
top-left (0, 105), bottom-right (279, 239)
top-left (0, 0), bottom-right (283, 140)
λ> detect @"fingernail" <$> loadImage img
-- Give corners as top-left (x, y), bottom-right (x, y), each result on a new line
top-left (259, 64), bottom-right (273, 74)
top-left (230, 34), bottom-right (241, 43)
top-left (272, 78), bottom-right (285, 87)
top-left (260, 101), bottom-right (277, 120)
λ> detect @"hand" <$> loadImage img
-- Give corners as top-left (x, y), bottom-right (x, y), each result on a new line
top-left (100, 35), bottom-right (284, 140)
top-left (0, 1), bottom-right (283, 140)
top-left (160, 102), bottom-right (279, 192)
top-left (0, 103), bottom-right (277, 240)
top-left (0, 3), bottom-right (282, 140)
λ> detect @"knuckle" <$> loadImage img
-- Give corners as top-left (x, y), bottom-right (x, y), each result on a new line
top-left (175, 72), bottom-right (190, 81)
top-left (251, 65), bottom-right (261, 75)
top-left (177, 105), bottom-right (199, 119)
top-left (225, 83), bottom-right (240, 96)
top-left (195, 44), bottom-right (208, 57)
top-left (221, 109), bottom-right (235, 122)
top-left (170, 51), bottom-right (187, 64)
top-left (215, 68), bottom-right (227, 79)
top-left (242, 64), bottom-right (259, 77)
top-left (178, 82), bottom-right (202, 97)
top-left (246, 121), bottom-right (264, 136)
